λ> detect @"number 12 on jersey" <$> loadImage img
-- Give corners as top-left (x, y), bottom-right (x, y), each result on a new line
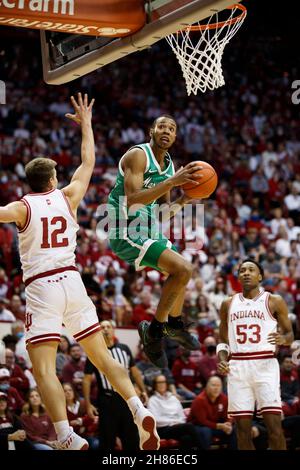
top-left (41, 217), bottom-right (69, 248)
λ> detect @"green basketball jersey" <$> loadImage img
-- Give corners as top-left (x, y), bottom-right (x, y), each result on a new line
top-left (107, 143), bottom-right (175, 240)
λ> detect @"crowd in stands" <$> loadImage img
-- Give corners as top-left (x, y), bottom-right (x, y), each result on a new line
top-left (1, 15), bottom-right (300, 449)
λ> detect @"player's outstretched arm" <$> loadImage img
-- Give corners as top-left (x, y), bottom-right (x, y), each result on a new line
top-left (0, 201), bottom-right (27, 228)
top-left (62, 93), bottom-right (95, 212)
top-left (267, 294), bottom-right (294, 346)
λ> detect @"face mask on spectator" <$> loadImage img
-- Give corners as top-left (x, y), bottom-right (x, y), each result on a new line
top-left (206, 345), bottom-right (216, 354)
top-left (0, 383), bottom-right (10, 392)
top-left (198, 318), bottom-right (210, 326)
top-left (16, 332), bottom-right (24, 339)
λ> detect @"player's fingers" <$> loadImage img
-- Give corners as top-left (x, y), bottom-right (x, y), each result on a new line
top-left (84, 93), bottom-right (88, 107)
top-left (88, 98), bottom-right (95, 110)
top-left (186, 162), bottom-right (203, 168)
top-left (65, 114), bottom-right (80, 124)
top-left (78, 92), bottom-right (84, 107)
top-left (70, 95), bottom-right (79, 109)
top-left (185, 178), bottom-right (201, 185)
top-left (187, 168), bottom-right (203, 175)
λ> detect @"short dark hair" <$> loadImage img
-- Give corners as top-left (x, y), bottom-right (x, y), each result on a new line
top-left (25, 157), bottom-right (57, 192)
top-left (152, 375), bottom-right (168, 388)
top-left (150, 115), bottom-right (177, 129)
top-left (68, 343), bottom-right (81, 354)
top-left (238, 259), bottom-right (264, 278)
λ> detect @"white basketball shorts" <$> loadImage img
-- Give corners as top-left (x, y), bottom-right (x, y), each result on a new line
top-left (24, 268), bottom-right (101, 347)
top-left (227, 357), bottom-right (282, 419)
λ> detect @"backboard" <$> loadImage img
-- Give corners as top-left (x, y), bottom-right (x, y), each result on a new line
top-left (40, 0), bottom-right (241, 85)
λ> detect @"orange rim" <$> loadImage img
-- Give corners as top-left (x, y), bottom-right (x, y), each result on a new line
top-left (183, 3), bottom-right (247, 32)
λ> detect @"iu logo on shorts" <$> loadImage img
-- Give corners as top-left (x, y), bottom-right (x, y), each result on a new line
top-left (25, 312), bottom-right (32, 332)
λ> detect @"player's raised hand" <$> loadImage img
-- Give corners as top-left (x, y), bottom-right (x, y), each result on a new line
top-left (217, 360), bottom-right (230, 376)
top-left (65, 92), bottom-right (95, 125)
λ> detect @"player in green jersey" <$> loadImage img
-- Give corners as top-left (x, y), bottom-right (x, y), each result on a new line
top-left (108, 115), bottom-right (202, 367)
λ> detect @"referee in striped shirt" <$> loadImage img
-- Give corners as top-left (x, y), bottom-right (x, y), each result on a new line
top-left (83, 320), bottom-right (148, 451)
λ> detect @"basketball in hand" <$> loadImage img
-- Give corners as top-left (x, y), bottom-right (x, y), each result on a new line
top-left (182, 161), bottom-right (218, 199)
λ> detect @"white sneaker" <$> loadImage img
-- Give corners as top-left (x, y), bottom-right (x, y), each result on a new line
top-left (134, 409), bottom-right (160, 450)
top-left (56, 430), bottom-right (89, 450)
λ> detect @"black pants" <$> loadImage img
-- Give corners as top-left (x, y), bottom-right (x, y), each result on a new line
top-left (282, 416), bottom-right (300, 449)
top-left (158, 423), bottom-right (199, 449)
top-left (98, 392), bottom-right (139, 451)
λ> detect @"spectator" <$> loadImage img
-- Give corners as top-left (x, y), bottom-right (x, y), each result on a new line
top-left (62, 382), bottom-right (99, 450)
top-left (132, 291), bottom-right (156, 327)
top-left (9, 295), bottom-right (25, 323)
top-left (171, 348), bottom-right (202, 400)
top-left (0, 392), bottom-right (32, 451)
top-left (121, 122), bottom-right (145, 145)
top-left (207, 277), bottom-right (228, 312)
top-left (277, 281), bottom-right (295, 313)
top-left (249, 167), bottom-right (269, 207)
top-left (2, 334), bottom-right (18, 353)
top-left (261, 250), bottom-right (283, 286)
top-left (135, 345), bottom-right (177, 396)
top-left (284, 184), bottom-right (300, 224)
top-left (198, 336), bottom-right (218, 385)
top-left (270, 208), bottom-right (287, 237)
top-left (0, 367), bottom-right (24, 414)
top-left (56, 335), bottom-right (71, 379)
top-left (5, 348), bottom-right (29, 399)
top-left (147, 374), bottom-right (199, 449)
top-left (286, 218), bottom-right (300, 242)
top-left (61, 343), bottom-right (86, 396)
top-left (280, 356), bottom-right (300, 406)
top-left (188, 376), bottom-right (237, 449)
top-left (0, 298), bottom-right (16, 322)
top-left (20, 388), bottom-right (57, 450)
top-left (275, 227), bottom-right (292, 258)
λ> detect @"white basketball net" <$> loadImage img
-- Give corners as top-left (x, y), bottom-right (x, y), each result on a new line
top-left (166, 4), bottom-right (247, 95)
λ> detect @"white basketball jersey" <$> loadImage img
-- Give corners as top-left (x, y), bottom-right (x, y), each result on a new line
top-left (228, 291), bottom-right (277, 354)
top-left (18, 189), bottom-right (79, 282)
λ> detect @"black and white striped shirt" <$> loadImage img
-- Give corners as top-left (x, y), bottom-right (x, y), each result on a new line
top-left (84, 342), bottom-right (134, 392)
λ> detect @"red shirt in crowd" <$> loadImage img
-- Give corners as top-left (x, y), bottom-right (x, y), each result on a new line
top-left (171, 357), bottom-right (200, 392)
top-left (66, 399), bottom-right (98, 437)
top-left (9, 364), bottom-right (29, 399)
top-left (198, 355), bottom-right (218, 384)
top-left (188, 390), bottom-right (228, 429)
top-left (20, 413), bottom-right (56, 444)
top-left (61, 359), bottom-right (85, 394)
top-left (6, 386), bottom-right (25, 414)
top-left (131, 305), bottom-right (154, 327)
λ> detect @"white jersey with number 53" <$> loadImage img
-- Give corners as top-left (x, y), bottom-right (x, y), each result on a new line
top-left (18, 189), bottom-right (79, 282)
top-left (228, 291), bottom-right (277, 356)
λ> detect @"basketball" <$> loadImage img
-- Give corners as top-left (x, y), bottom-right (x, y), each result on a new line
top-left (182, 161), bottom-right (218, 199)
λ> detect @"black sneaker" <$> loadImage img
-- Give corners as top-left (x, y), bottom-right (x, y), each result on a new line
top-left (162, 323), bottom-right (200, 350)
top-left (138, 320), bottom-right (168, 369)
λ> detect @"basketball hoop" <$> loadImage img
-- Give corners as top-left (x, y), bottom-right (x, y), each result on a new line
top-left (165, 3), bottom-right (247, 96)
